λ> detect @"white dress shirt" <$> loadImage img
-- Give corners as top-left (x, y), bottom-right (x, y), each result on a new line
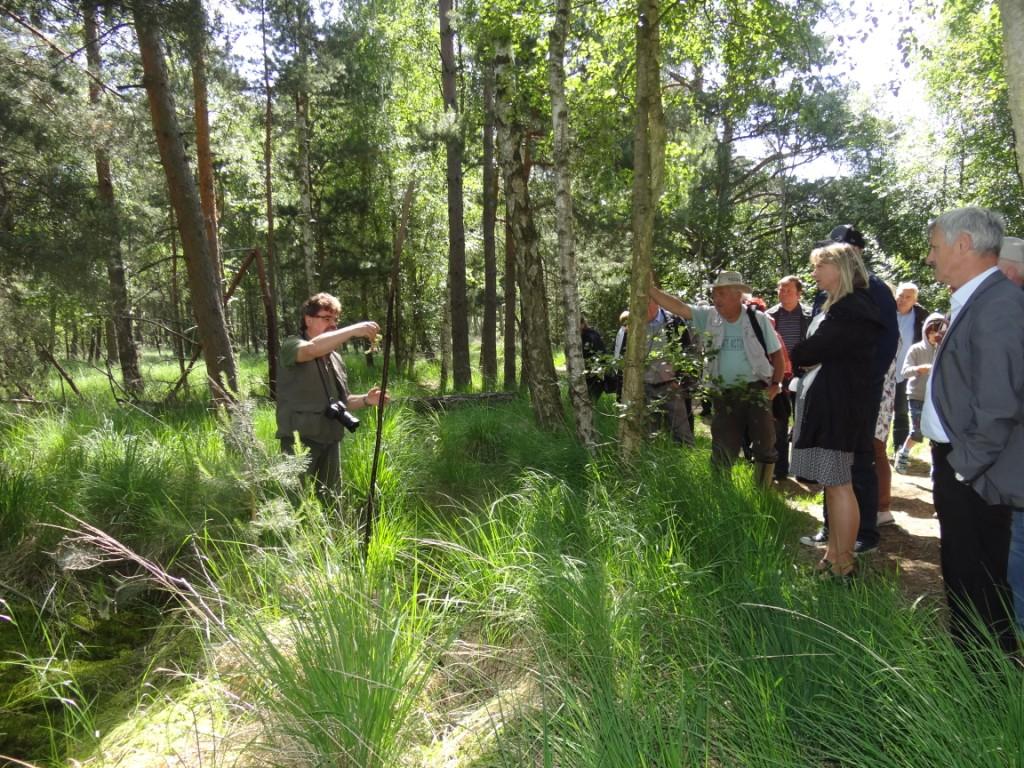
top-left (921, 267), bottom-right (1000, 443)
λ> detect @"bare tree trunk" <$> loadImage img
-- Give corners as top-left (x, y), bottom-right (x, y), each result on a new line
top-left (169, 206), bottom-right (186, 379)
top-left (439, 0), bottom-right (471, 389)
top-left (502, 197), bottom-right (517, 391)
top-left (189, 0), bottom-right (221, 286)
top-left (621, 0), bottom-right (666, 459)
top-left (85, 1), bottom-right (143, 395)
top-left (480, 58), bottom-right (499, 390)
top-left (999, 0), bottom-right (1024, 191)
top-left (252, 249), bottom-right (278, 388)
top-left (391, 181), bottom-right (417, 367)
top-left (261, 0), bottom-right (280, 398)
top-left (440, 281), bottom-right (452, 392)
top-left (495, 38), bottom-right (562, 429)
top-left (778, 171), bottom-right (791, 275)
top-left (104, 318), bottom-right (116, 364)
top-left (708, 115), bottom-right (733, 273)
top-left (293, 0), bottom-right (317, 297)
top-left (297, 90), bottom-right (316, 296)
top-left (406, 256), bottom-right (420, 377)
top-left (133, 2), bottom-right (235, 402)
top-left (549, 0), bottom-right (595, 449)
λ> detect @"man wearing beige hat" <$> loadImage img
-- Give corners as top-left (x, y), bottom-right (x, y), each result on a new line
top-left (650, 271), bottom-right (785, 485)
top-left (998, 236), bottom-right (1024, 287)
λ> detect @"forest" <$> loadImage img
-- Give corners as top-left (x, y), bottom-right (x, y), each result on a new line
top-left (2, 0), bottom-right (1024, 765)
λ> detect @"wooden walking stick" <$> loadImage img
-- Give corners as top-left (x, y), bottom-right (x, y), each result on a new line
top-left (361, 180), bottom-right (416, 561)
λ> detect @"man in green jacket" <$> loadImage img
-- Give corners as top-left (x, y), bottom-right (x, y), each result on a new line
top-left (276, 292), bottom-right (386, 505)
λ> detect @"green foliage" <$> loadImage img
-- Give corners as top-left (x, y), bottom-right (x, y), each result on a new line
top-left (0, 284), bottom-right (51, 399)
top-left (918, 0), bottom-right (1020, 223)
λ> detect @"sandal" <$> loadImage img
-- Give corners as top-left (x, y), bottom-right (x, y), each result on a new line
top-left (813, 558), bottom-right (833, 579)
top-left (829, 560), bottom-right (857, 587)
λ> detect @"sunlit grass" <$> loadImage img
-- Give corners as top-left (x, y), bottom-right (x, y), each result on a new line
top-left (4, 352), bottom-right (1024, 766)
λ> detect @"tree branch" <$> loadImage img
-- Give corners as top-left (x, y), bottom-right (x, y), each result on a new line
top-left (0, 7), bottom-right (125, 100)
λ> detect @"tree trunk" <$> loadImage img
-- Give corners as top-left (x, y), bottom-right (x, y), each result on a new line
top-left (709, 115), bottom-right (734, 273)
top-left (406, 256), bottom-right (420, 377)
top-left (439, 0), bottom-right (471, 390)
top-left (169, 206), bottom-right (187, 379)
top-left (134, 2), bottom-right (236, 403)
top-left (104, 318), bottom-right (116, 364)
top-left (292, 0), bottom-right (317, 298)
top-left (132, 1), bottom-right (234, 403)
top-left (296, 90), bottom-right (316, 296)
top-left (502, 196), bottom-right (517, 391)
top-left (189, 0), bottom-right (221, 287)
top-left (999, 0), bottom-right (1024, 191)
top-left (440, 280), bottom-right (452, 392)
top-left (494, 38), bottom-right (562, 429)
top-left (621, 0), bottom-right (666, 459)
top-left (549, 0), bottom-right (595, 449)
top-left (261, 0), bottom-right (280, 398)
top-left (778, 172), bottom-right (791, 275)
top-left (85, 1), bottom-right (143, 395)
top-left (480, 59), bottom-right (499, 391)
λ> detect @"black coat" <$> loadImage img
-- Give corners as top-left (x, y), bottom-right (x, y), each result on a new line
top-left (790, 289), bottom-right (884, 453)
top-left (908, 303), bottom-right (930, 345)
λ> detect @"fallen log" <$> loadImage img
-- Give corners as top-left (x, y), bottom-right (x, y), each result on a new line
top-left (403, 391), bottom-right (517, 412)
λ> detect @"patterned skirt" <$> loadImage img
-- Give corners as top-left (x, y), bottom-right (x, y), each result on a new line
top-left (790, 388), bottom-right (854, 487)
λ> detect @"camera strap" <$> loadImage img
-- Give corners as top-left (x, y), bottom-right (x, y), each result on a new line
top-left (314, 355), bottom-right (338, 408)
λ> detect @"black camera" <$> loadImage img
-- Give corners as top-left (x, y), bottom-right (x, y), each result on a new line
top-left (324, 400), bottom-right (360, 433)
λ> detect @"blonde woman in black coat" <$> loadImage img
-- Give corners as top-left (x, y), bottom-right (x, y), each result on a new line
top-left (790, 244), bottom-right (884, 580)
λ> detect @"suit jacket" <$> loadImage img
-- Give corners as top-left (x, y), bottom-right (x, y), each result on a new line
top-left (932, 270), bottom-right (1024, 507)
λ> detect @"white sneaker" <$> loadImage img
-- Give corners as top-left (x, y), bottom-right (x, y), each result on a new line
top-left (877, 509), bottom-right (895, 527)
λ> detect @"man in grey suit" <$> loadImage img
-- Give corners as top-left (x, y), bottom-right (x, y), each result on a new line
top-left (922, 207), bottom-right (1024, 652)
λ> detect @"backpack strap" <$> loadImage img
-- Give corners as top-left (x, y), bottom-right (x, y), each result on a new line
top-left (746, 305), bottom-right (769, 360)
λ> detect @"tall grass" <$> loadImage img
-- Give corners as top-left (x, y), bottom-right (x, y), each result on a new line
top-left (238, 566), bottom-right (443, 767)
top-left (6, 355), bottom-right (1024, 766)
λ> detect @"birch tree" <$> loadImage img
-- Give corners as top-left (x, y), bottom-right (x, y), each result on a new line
top-left (549, 0), bottom-right (595, 449)
top-left (495, 35), bottom-right (562, 428)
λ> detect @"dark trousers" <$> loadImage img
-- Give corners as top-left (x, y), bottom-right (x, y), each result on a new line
top-left (892, 380), bottom-right (909, 450)
top-left (822, 379), bottom-right (882, 546)
top-left (710, 385), bottom-right (777, 469)
top-left (931, 442), bottom-right (1016, 653)
top-left (773, 391), bottom-right (796, 478)
top-left (281, 435), bottom-right (341, 507)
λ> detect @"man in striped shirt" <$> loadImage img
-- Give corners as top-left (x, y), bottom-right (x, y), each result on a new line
top-left (766, 275), bottom-right (811, 480)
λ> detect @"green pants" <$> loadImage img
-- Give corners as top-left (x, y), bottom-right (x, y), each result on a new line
top-left (281, 435), bottom-right (341, 507)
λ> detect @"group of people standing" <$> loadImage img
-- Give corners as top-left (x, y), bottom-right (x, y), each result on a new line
top-left (277, 207), bottom-right (1024, 655)
top-left (640, 207), bottom-right (1024, 653)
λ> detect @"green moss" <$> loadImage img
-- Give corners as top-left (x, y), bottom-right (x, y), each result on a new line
top-left (0, 605), bottom-right (169, 764)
